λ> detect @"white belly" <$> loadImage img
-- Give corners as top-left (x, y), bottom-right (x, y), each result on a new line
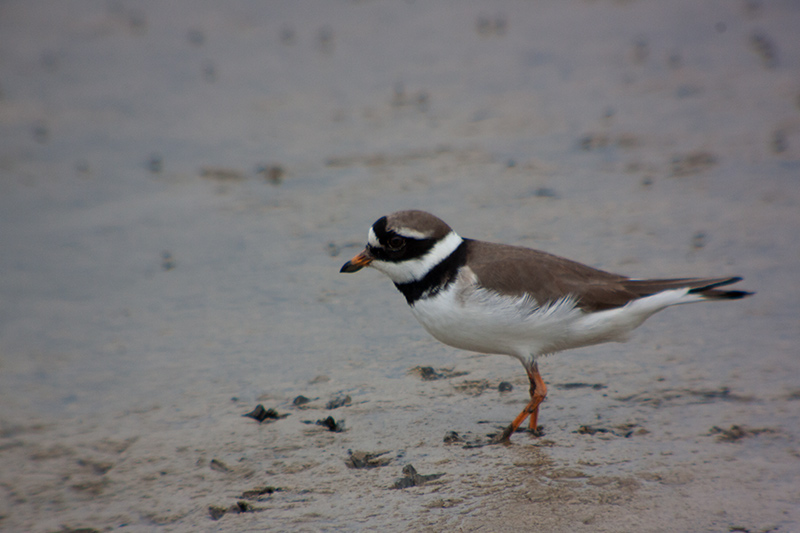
top-left (409, 284), bottom-right (583, 359)
top-left (409, 279), bottom-right (694, 360)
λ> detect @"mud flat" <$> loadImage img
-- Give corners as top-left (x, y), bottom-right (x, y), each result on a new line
top-left (1, 1), bottom-right (798, 531)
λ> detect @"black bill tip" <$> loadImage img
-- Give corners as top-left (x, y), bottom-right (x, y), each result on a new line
top-left (340, 248), bottom-right (373, 273)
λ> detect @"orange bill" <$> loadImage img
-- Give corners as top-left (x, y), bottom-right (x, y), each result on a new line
top-left (340, 248), bottom-right (374, 273)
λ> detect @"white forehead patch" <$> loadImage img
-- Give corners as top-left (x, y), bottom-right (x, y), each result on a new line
top-left (368, 226), bottom-right (431, 245)
top-left (370, 230), bottom-right (463, 284)
top-left (368, 225), bottom-right (431, 247)
top-left (394, 226), bottom-right (431, 239)
top-left (367, 227), bottom-right (379, 247)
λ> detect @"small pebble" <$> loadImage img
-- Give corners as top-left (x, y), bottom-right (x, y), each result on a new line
top-left (242, 404), bottom-right (287, 423)
top-left (532, 187), bottom-right (559, 199)
top-left (147, 153), bottom-right (163, 174)
top-left (417, 366), bottom-right (443, 380)
top-left (691, 231), bottom-right (707, 250)
top-left (293, 395), bottom-right (311, 407)
top-left (443, 431), bottom-right (462, 444)
top-left (391, 464), bottom-right (444, 489)
top-left (316, 416), bottom-right (345, 432)
top-left (498, 381), bottom-right (513, 393)
top-left (345, 450), bottom-right (392, 468)
top-left (209, 458), bottom-right (232, 472)
top-left (255, 164), bottom-right (284, 185)
top-left (161, 251), bottom-right (176, 271)
top-left (749, 31), bottom-right (778, 69)
top-left (326, 395), bottom-right (351, 409)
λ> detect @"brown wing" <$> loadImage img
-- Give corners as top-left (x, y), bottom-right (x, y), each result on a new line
top-left (620, 277), bottom-right (752, 303)
top-left (465, 240), bottom-right (750, 312)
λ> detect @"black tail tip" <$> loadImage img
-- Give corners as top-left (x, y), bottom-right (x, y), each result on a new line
top-left (715, 290), bottom-right (755, 300)
top-left (687, 277), bottom-right (753, 300)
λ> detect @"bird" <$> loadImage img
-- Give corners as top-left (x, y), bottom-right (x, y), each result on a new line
top-left (340, 210), bottom-right (752, 443)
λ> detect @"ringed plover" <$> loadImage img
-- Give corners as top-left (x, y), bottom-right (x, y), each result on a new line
top-left (340, 210), bottom-right (752, 443)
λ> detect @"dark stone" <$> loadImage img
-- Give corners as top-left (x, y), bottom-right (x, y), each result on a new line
top-left (345, 450), bottom-right (392, 469)
top-left (443, 431), bottom-right (462, 444)
top-left (326, 395), bottom-right (351, 410)
top-left (293, 395), bottom-right (311, 407)
top-left (242, 404), bottom-right (288, 423)
top-left (316, 416), bottom-right (345, 432)
top-left (391, 464), bottom-right (445, 490)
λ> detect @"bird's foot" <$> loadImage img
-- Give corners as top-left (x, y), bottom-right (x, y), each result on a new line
top-left (490, 425), bottom-right (516, 445)
top-left (490, 424), bottom-right (544, 445)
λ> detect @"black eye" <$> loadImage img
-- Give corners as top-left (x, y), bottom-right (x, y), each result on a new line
top-left (388, 236), bottom-right (404, 249)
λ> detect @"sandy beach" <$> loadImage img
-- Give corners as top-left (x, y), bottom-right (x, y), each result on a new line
top-left (1, 1), bottom-right (799, 531)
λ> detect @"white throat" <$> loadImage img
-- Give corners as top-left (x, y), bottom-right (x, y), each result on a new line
top-left (370, 230), bottom-right (463, 284)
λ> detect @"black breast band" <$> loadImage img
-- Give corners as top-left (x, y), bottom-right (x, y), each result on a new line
top-left (394, 240), bottom-right (470, 305)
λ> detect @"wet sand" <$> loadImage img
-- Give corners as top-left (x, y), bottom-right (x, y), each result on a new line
top-left (1, 1), bottom-right (799, 531)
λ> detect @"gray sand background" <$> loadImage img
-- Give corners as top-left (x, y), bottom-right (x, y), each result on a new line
top-left (1, 1), bottom-right (799, 531)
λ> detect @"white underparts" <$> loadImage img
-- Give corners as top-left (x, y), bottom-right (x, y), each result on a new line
top-left (410, 273), bottom-right (703, 367)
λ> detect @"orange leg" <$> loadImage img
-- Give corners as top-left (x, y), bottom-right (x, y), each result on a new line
top-left (493, 363), bottom-right (548, 444)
